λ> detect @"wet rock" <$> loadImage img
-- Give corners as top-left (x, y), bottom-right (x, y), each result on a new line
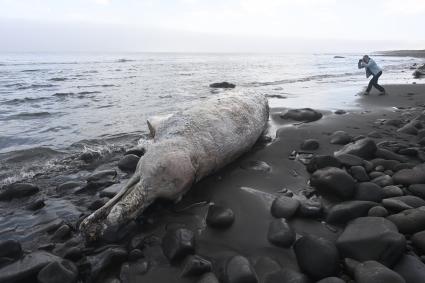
top-left (209, 82), bottom-right (236, 88)
top-left (394, 163), bottom-right (415, 172)
top-left (334, 109), bottom-right (346, 115)
top-left (52, 225), bottom-right (71, 241)
top-left (391, 195), bottom-right (425, 208)
top-left (86, 246), bottom-right (127, 280)
top-left (385, 119), bottom-right (403, 127)
top-left (334, 138), bottom-right (377, 159)
top-left (206, 205), bottom-right (235, 228)
top-left (240, 160), bottom-right (271, 172)
top-left (80, 151), bottom-right (101, 163)
top-left (393, 164), bottom-right (425, 185)
top-left (118, 154), bottom-right (140, 172)
top-left (398, 121), bottom-right (419, 135)
top-left (369, 171), bottom-right (385, 179)
top-left (56, 182), bottom-right (83, 194)
top-left (253, 257), bottom-right (280, 282)
top-left (306, 155), bottom-right (341, 173)
top-left (350, 165), bottom-right (370, 182)
top-left (280, 108), bottom-right (323, 122)
top-left (63, 247), bottom-right (83, 261)
top-left (119, 262), bottom-right (130, 283)
top-left (300, 139), bottom-right (319, 150)
top-left (399, 147), bottom-right (418, 156)
top-left (0, 251), bottom-right (61, 283)
top-left (270, 196), bottom-right (300, 218)
top-left (225, 255), bottom-right (257, 283)
top-left (88, 197), bottom-right (109, 210)
top-left (382, 185), bottom-right (404, 198)
top-left (310, 167), bottom-right (355, 199)
top-left (0, 183), bottom-right (39, 200)
top-left (371, 158), bottom-right (401, 171)
top-left (162, 228), bottom-right (195, 262)
top-left (86, 169), bottom-right (117, 183)
top-left (368, 131), bottom-right (382, 138)
top-left (298, 198), bottom-right (322, 218)
top-left (336, 153), bottom-right (364, 167)
top-left (412, 230), bottom-right (425, 253)
top-left (368, 206), bottom-right (389, 217)
top-left (336, 217), bottom-right (405, 266)
top-left (354, 260), bottom-right (405, 283)
top-left (267, 219), bottom-right (295, 248)
top-left (371, 175), bottom-right (394, 187)
top-left (198, 272), bottom-right (220, 283)
top-left (0, 240), bottom-right (22, 261)
top-left (125, 147), bottom-right (145, 157)
top-left (26, 198), bottom-right (45, 211)
top-left (393, 254), bottom-right (425, 283)
top-left (37, 260), bottom-right (78, 283)
top-left (128, 249), bottom-right (143, 261)
top-left (99, 183), bottom-right (122, 198)
top-left (294, 235), bottom-right (339, 280)
top-left (264, 268), bottom-right (310, 283)
top-left (181, 255), bottom-right (212, 277)
top-left (387, 207), bottom-right (425, 234)
top-left (375, 148), bottom-right (408, 163)
top-left (316, 277), bottom-right (345, 283)
top-left (330, 131), bottom-right (352, 145)
top-left (354, 182), bottom-right (383, 202)
top-left (326, 200), bottom-right (377, 224)
top-left (406, 184), bottom-right (425, 199)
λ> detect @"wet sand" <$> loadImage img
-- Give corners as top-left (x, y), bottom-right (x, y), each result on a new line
top-left (1, 83), bottom-right (425, 282)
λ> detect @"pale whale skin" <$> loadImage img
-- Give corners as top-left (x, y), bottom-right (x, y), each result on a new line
top-left (80, 93), bottom-right (269, 241)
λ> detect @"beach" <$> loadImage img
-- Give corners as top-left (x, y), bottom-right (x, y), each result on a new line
top-left (1, 79), bottom-right (425, 282)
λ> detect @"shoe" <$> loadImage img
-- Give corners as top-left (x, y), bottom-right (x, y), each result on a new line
top-left (364, 92), bottom-right (369, 96)
top-left (379, 91), bottom-right (386, 96)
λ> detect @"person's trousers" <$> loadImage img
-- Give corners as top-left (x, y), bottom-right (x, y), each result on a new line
top-left (366, 71), bottom-right (385, 93)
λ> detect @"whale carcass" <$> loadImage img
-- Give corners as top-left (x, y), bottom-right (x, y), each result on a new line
top-left (80, 92), bottom-right (269, 241)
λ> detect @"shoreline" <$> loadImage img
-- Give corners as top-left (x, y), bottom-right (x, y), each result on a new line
top-left (1, 83), bottom-right (425, 282)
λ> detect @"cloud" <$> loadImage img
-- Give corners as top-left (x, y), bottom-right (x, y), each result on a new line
top-left (93, 0), bottom-right (111, 5)
top-left (384, 0), bottom-right (425, 14)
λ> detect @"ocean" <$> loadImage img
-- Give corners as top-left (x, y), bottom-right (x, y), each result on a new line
top-left (0, 52), bottom-right (423, 184)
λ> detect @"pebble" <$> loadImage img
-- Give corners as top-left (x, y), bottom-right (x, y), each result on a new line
top-left (161, 228), bottom-right (195, 262)
top-left (310, 167), bottom-right (356, 199)
top-left (267, 219), bottom-right (296, 248)
top-left (37, 260), bottom-right (78, 283)
top-left (0, 183), bottom-right (39, 200)
top-left (181, 255), bottom-right (212, 277)
top-left (270, 196), bottom-right (300, 218)
top-left (224, 255), bottom-right (258, 283)
top-left (206, 204), bottom-right (235, 228)
top-left (118, 154), bottom-right (140, 172)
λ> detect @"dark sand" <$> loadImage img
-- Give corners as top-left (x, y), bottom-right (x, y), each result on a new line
top-left (378, 49), bottom-right (425, 58)
top-left (1, 83), bottom-right (425, 282)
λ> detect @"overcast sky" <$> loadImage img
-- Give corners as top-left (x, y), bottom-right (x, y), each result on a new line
top-left (1, 0), bottom-right (424, 53)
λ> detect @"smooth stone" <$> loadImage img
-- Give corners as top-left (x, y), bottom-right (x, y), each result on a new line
top-left (198, 272), bottom-right (220, 283)
top-left (79, 151), bottom-right (101, 163)
top-left (375, 148), bottom-right (408, 163)
top-left (394, 163), bottom-right (415, 172)
top-left (411, 230), bottom-right (425, 253)
top-left (382, 185), bottom-right (404, 198)
top-left (310, 167), bottom-right (355, 199)
top-left (393, 164), bottom-right (425, 185)
top-left (336, 153), bottom-right (364, 167)
top-left (384, 119), bottom-right (403, 127)
top-left (368, 131), bottom-right (382, 138)
top-left (387, 207), bottom-right (425, 234)
top-left (253, 257), bottom-right (280, 283)
top-left (334, 109), bottom-right (346, 115)
top-left (37, 260), bottom-right (78, 283)
top-left (56, 182), bottom-right (83, 194)
top-left (181, 255), bottom-right (212, 277)
top-left (407, 184), bottom-right (425, 199)
top-left (225, 255), bottom-right (258, 283)
top-left (336, 217), bottom-right (406, 266)
top-left (399, 147), bottom-right (418, 156)
top-left (117, 154), bottom-right (140, 172)
top-left (306, 155), bottom-right (341, 173)
top-left (52, 225), bottom-right (71, 241)
top-left (87, 170), bottom-right (117, 183)
top-left (371, 175), bottom-right (394, 187)
top-left (398, 121), bottom-right (419, 135)
top-left (264, 268), bottom-right (310, 283)
top-left (354, 182), bottom-right (383, 202)
top-left (390, 195), bottom-right (425, 208)
top-left (86, 246), bottom-right (127, 280)
top-left (350, 165), bottom-right (370, 182)
top-left (382, 199), bottom-right (413, 212)
top-left (368, 206), bottom-right (389, 217)
top-left (119, 262), bottom-right (130, 283)
top-left (88, 197), bottom-right (109, 210)
top-left (334, 138), bottom-right (377, 159)
top-left (128, 249), bottom-right (143, 261)
top-left (280, 108), bottom-right (323, 122)
top-left (63, 247), bottom-right (83, 261)
top-left (0, 240), bottom-right (22, 260)
top-left (354, 260), bottom-right (405, 283)
top-left (270, 196), bottom-right (300, 219)
top-left (369, 171), bottom-right (385, 179)
top-left (330, 131), bottom-right (352, 145)
top-left (26, 198), bottom-right (45, 211)
top-left (80, 170), bottom-right (117, 192)
top-left (371, 158), bottom-right (401, 171)
top-left (0, 251), bottom-right (61, 283)
top-left (375, 165), bottom-right (385, 172)
top-left (267, 219), bottom-right (295, 248)
top-left (393, 254), bottom-right (425, 283)
top-left (206, 205), bottom-right (235, 228)
top-left (209, 82), bottom-right (235, 88)
top-left (124, 147), bottom-right (145, 157)
top-left (0, 183), bottom-right (39, 200)
top-left (300, 139), bottom-right (320, 150)
top-left (316, 277), bottom-right (345, 283)
top-left (99, 183), bottom-right (122, 198)
top-left (294, 236), bottom-right (339, 280)
top-left (326, 200), bottom-right (377, 224)
top-left (161, 228), bottom-right (195, 262)
top-left (297, 198), bottom-right (322, 218)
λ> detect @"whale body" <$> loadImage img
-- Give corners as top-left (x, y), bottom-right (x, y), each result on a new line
top-left (80, 92), bottom-right (269, 241)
